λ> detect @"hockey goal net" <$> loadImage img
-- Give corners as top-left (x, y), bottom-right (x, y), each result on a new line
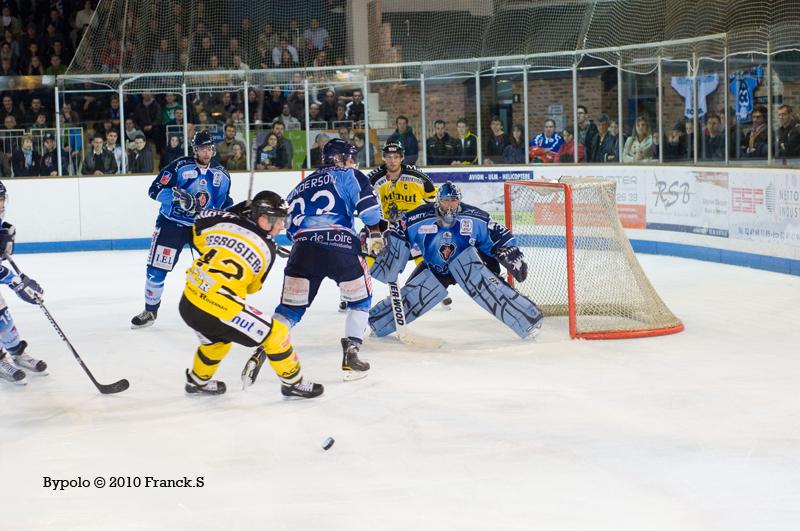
top-left (504, 178), bottom-right (683, 340)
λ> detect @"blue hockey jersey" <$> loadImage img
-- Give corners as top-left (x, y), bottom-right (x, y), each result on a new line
top-left (285, 165), bottom-right (382, 254)
top-left (148, 156), bottom-right (233, 226)
top-left (397, 203), bottom-right (515, 275)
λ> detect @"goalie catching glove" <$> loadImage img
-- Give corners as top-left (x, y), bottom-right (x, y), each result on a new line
top-left (496, 246), bottom-right (528, 283)
top-left (172, 187), bottom-right (196, 213)
top-left (10, 274), bottom-right (44, 304)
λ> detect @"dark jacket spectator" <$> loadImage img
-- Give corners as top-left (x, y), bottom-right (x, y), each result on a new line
top-left (226, 144), bottom-right (248, 171)
top-left (38, 146), bottom-right (67, 176)
top-left (387, 116), bottom-right (419, 165)
top-left (161, 134), bottom-right (185, 167)
top-left (742, 106), bottom-right (768, 159)
top-left (485, 117), bottom-right (509, 163)
top-left (701, 115), bottom-right (725, 161)
top-left (133, 92), bottom-right (162, 148)
top-left (82, 148), bottom-right (118, 175)
top-left (451, 121), bottom-right (478, 165)
top-left (502, 125), bottom-right (526, 164)
top-left (318, 90), bottom-right (338, 123)
top-left (128, 135), bottom-right (154, 174)
top-left (12, 135), bottom-right (40, 177)
top-left (254, 132), bottom-right (287, 169)
top-left (0, 152), bottom-right (11, 177)
top-left (776, 105), bottom-right (800, 158)
top-left (593, 115), bottom-right (619, 163)
top-left (427, 126), bottom-right (455, 166)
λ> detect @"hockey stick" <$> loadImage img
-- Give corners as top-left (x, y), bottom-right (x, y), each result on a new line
top-left (6, 257), bottom-right (130, 395)
top-left (387, 279), bottom-right (442, 349)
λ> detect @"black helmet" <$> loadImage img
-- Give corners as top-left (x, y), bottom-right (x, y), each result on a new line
top-left (249, 190), bottom-right (289, 226)
top-left (382, 139), bottom-right (404, 157)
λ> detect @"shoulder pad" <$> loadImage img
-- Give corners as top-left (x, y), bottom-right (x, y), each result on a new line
top-left (402, 165), bottom-right (432, 180)
top-left (459, 203), bottom-right (491, 222)
top-left (367, 166), bottom-right (386, 184)
top-left (405, 203), bottom-right (436, 225)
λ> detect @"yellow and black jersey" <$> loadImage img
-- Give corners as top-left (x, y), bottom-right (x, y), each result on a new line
top-left (183, 209), bottom-right (278, 319)
top-left (368, 164), bottom-right (436, 225)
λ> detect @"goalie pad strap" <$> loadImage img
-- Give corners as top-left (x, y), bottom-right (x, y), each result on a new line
top-left (450, 246), bottom-right (543, 339)
top-left (369, 232), bottom-right (411, 284)
top-left (368, 268), bottom-right (448, 337)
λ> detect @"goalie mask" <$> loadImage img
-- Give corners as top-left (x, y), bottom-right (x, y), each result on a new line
top-left (435, 181), bottom-right (462, 228)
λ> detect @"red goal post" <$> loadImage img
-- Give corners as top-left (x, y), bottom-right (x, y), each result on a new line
top-left (503, 178), bottom-right (684, 340)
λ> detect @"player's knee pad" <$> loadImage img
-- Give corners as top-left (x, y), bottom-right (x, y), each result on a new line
top-left (145, 266), bottom-right (168, 284)
top-left (340, 274), bottom-right (371, 306)
top-left (193, 342), bottom-right (233, 379)
top-left (369, 233), bottom-right (411, 284)
top-left (259, 320), bottom-right (301, 385)
top-left (261, 318), bottom-right (291, 354)
top-left (450, 246), bottom-right (543, 339)
top-left (368, 268), bottom-right (448, 337)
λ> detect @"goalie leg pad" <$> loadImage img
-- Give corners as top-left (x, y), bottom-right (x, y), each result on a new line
top-left (369, 233), bottom-right (411, 284)
top-left (368, 268), bottom-right (448, 337)
top-left (450, 246), bottom-right (543, 339)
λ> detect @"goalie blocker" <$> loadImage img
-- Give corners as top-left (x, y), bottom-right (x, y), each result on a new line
top-left (369, 182), bottom-right (542, 339)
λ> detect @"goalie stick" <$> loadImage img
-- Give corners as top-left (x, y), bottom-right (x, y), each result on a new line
top-left (6, 257), bottom-right (130, 395)
top-left (387, 279), bottom-right (443, 349)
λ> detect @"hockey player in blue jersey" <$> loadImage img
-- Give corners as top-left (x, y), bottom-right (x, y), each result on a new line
top-left (273, 138), bottom-right (385, 380)
top-left (131, 130), bottom-right (233, 328)
top-left (0, 181), bottom-right (48, 385)
top-left (369, 181), bottom-right (543, 339)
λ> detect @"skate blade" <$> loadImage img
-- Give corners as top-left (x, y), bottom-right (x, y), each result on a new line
top-left (342, 370), bottom-right (369, 382)
top-left (1, 376), bottom-right (27, 386)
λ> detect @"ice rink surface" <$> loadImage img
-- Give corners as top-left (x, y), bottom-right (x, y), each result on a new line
top-left (2, 249), bottom-right (799, 531)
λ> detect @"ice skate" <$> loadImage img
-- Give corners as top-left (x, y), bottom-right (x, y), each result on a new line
top-left (9, 341), bottom-right (47, 374)
top-left (440, 297), bottom-right (453, 311)
top-left (185, 369), bottom-right (226, 395)
top-left (338, 300), bottom-right (348, 312)
top-left (281, 378), bottom-right (324, 399)
top-left (131, 309), bottom-right (157, 329)
top-left (0, 352), bottom-right (26, 385)
top-left (341, 338), bottom-right (370, 381)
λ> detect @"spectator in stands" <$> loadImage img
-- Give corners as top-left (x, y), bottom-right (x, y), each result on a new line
top-left (11, 134), bottom-right (39, 177)
top-left (333, 104), bottom-right (347, 125)
top-left (216, 124), bottom-right (245, 168)
top-left (48, 39), bottom-right (71, 65)
top-left (288, 87), bottom-right (305, 121)
top-left (484, 115), bottom-right (509, 164)
top-left (19, 23), bottom-right (40, 54)
top-left (162, 93), bottom-right (180, 125)
top-left (38, 133), bottom-right (65, 176)
top-left (61, 102), bottom-right (80, 126)
top-left (22, 97), bottom-right (46, 127)
top-left (276, 48), bottom-right (299, 69)
top-left (254, 132), bottom-right (286, 170)
top-left (231, 53), bottom-right (248, 70)
top-left (451, 118), bottom-right (478, 165)
top-left (31, 112), bottom-right (48, 130)
top-left (261, 86), bottom-right (284, 124)
top-left (123, 118), bottom-right (142, 149)
top-left (2, 29), bottom-right (19, 59)
top-left (530, 119), bottom-right (564, 163)
top-left (161, 134), bottom-right (184, 168)
top-left (24, 55), bottom-right (45, 75)
top-left (3, 114), bottom-right (16, 131)
top-left (134, 91), bottom-right (162, 149)
top-left (502, 124), bottom-right (525, 164)
top-left (271, 121), bottom-right (294, 168)
top-left (45, 54), bottom-right (66, 76)
top-left (308, 102), bottom-right (323, 127)
top-left (74, 1), bottom-right (95, 34)
top-left (742, 105), bottom-right (767, 159)
top-left (346, 89), bottom-right (365, 124)
top-left (388, 115), bottom-right (419, 165)
top-left (304, 17), bottom-right (329, 54)
top-left (272, 37), bottom-right (299, 67)
top-left (662, 120), bottom-right (689, 162)
top-left (353, 131), bottom-right (374, 167)
top-left (227, 143), bottom-right (247, 171)
top-left (556, 126), bottom-right (585, 163)
top-left (153, 39), bottom-right (177, 73)
top-left (318, 89), bottom-right (338, 123)
top-left (312, 49), bottom-right (329, 68)
top-left (0, 55), bottom-right (16, 76)
top-left (272, 103), bottom-right (301, 129)
top-left (0, 95), bottom-right (20, 124)
top-left (338, 127), bottom-right (350, 141)
top-left (701, 114), bottom-right (724, 161)
top-left (1, 7), bottom-right (21, 36)
top-left (128, 134), bottom-right (154, 174)
top-left (427, 119), bottom-right (454, 165)
top-left (105, 130), bottom-right (125, 172)
top-left (82, 135), bottom-right (118, 175)
top-left (0, 152), bottom-right (11, 177)
top-left (622, 117), bottom-right (655, 162)
top-left (577, 105), bottom-right (599, 162)
top-left (308, 132), bottom-right (329, 167)
top-left (776, 104), bottom-right (800, 158)
top-left (261, 23), bottom-right (281, 56)
top-left (593, 114), bottom-right (619, 162)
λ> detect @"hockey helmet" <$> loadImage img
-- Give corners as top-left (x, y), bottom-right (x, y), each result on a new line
top-left (323, 138), bottom-right (358, 166)
top-left (191, 130), bottom-right (216, 154)
top-left (249, 190), bottom-right (290, 228)
top-left (435, 181), bottom-right (462, 227)
top-left (381, 139), bottom-right (404, 157)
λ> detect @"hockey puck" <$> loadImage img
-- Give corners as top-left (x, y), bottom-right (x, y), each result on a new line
top-left (322, 437), bottom-right (335, 451)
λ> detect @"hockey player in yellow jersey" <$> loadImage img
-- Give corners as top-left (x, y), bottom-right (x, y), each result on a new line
top-left (180, 190), bottom-right (323, 398)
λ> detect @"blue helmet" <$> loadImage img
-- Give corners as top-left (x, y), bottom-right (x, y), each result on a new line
top-left (323, 138), bottom-right (358, 166)
top-left (435, 181), bottom-right (462, 227)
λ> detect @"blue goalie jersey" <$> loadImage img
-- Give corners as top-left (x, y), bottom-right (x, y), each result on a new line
top-left (398, 203), bottom-right (515, 275)
top-left (148, 156), bottom-right (233, 226)
top-left (285, 166), bottom-right (382, 255)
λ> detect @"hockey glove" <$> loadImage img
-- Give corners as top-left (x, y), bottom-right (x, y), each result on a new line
top-left (0, 222), bottom-right (15, 258)
top-left (172, 187), bottom-right (196, 213)
top-left (496, 246), bottom-right (528, 283)
top-left (10, 274), bottom-right (44, 304)
top-left (366, 231), bottom-right (386, 257)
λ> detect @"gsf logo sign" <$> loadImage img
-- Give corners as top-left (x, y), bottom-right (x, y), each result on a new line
top-left (653, 178), bottom-right (692, 208)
